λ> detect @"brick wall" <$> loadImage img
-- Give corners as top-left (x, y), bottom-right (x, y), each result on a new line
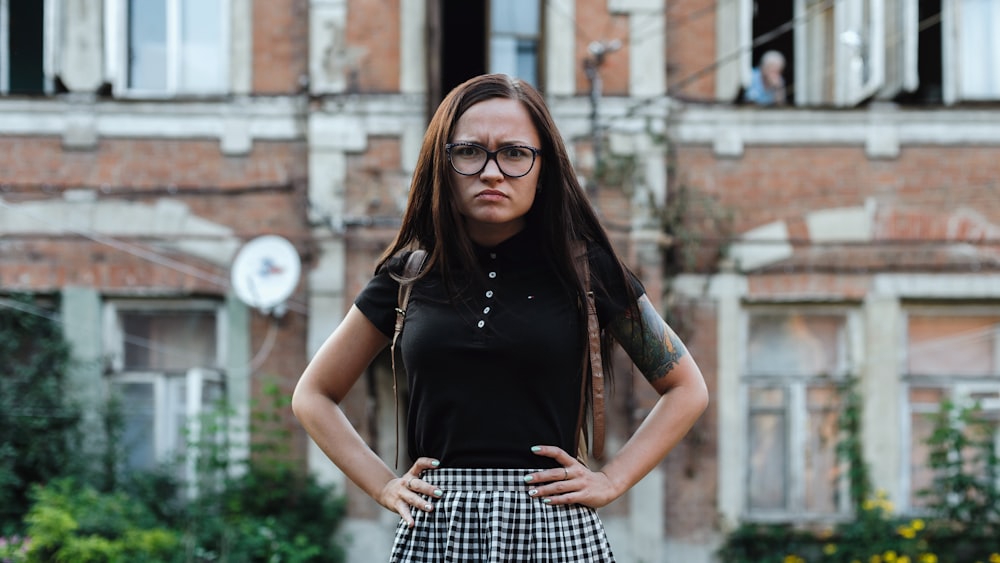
top-left (253, 0), bottom-right (310, 94)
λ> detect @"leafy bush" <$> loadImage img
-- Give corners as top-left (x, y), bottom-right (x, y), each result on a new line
top-left (21, 478), bottom-right (179, 562)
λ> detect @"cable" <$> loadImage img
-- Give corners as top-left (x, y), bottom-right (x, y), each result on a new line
top-left (0, 199), bottom-right (310, 316)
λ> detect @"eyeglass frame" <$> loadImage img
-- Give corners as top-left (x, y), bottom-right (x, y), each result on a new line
top-left (444, 142), bottom-right (541, 178)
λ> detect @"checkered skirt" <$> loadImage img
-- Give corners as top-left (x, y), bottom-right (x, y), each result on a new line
top-left (388, 468), bottom-right (616, 562)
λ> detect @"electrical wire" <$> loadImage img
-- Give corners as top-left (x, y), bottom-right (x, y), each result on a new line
top-left (0, 198), bottom-right (310, 316)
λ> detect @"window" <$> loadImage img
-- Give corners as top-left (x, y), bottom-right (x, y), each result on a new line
top-left (104, 301), bottom-right (227, 487)
top-left (901, 308), bottom-right (1000, 510)
top-left (0, 0), bottom-right (46, 95)
top-left (743, 309), bottom-right (858, 520)
top-left (429, 0), bottom-right (542, 109)
top-left (117, 0), bottom-right (229, 95)
top-left (734, 0), bottom-right (1000, 106)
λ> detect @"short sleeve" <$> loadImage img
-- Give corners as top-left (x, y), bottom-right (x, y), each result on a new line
top-left (354, 256), bottom-right (405, 338)
top-left (588, 243), bottom-right (645, 328)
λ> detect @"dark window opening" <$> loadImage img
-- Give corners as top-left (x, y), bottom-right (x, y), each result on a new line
top-left (6, 0), bottom-right (45, 94)
top-left (747, 1), bottom-right (795, 105)
top-left (896, 0), bottom-right (942, 105)
top-left (440, 0), bottom-right (486, 103)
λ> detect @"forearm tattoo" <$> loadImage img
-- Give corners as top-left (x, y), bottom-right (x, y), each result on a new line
top-left (610, 296), bottom-right (688, 383)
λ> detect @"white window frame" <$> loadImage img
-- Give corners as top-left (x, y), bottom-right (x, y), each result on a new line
top-left (103, 299), bottom-right (229, 491)
top-left (899, 305), bottom-right (1000, 512)
top-left (0, 0), bottom-right (59, 95)
top-left (942, 0), bottom-right (1000, 104)
top-left (488, 0), bottom-right (542, 87)
top-left (105, 0), bottom-right (232, 98)
top-left (740, 305), bottom-right (863, 522)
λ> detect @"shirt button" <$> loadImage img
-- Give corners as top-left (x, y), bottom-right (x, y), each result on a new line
top-left (488, 271), bottom-right (497, 279)
top-left (485, 290), bottom-right (494, 298)
top-left (483, 306), bottom-right (491, 314)
top-left (477, 320), bottom-right (485, 328)
top-left (490, 253), bottom-right (497, 259)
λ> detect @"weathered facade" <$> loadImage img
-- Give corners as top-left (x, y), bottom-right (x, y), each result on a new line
top-left (2, 1), bottom-right (999, 561)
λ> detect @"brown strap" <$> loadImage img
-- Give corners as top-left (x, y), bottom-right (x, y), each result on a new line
top-left (573, 241), bottom-right (606, 460)
top-left (391, 249), bottom-right (427, 468)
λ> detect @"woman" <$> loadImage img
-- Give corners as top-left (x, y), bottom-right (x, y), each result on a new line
top-left (292, 74), bottom-right (708, 562)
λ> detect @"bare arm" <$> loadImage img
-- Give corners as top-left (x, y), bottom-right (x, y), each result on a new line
top-left (291, 305), bottom-right (440, 526)
top-left (528, 294), bottom-right (708, 506)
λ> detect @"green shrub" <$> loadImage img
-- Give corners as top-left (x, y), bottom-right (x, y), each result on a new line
top-left (21, 479), bottom-right (179, 563)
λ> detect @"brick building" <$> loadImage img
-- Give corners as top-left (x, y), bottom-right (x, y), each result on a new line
top-left (2, 1), bottom-right (999, 562)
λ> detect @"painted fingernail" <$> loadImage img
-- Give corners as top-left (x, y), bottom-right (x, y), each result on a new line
top-left (528, 489), bottom-right (538, 497)
top-left (431, 460), bottom-right (441, 467)
top-left (530, 446), bottom-right (542, 452)
top-left (424, 504), bottom-right (433, 511)
top-left (523, 475), bottom-right (534, 483)
top-left (542, 498), bottom-right (552, 504)
top-left (433, 489), bottom-right (443, 497)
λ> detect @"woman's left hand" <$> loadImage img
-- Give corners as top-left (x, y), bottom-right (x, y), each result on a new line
top-left (525, 445), bottom-right (620, 508)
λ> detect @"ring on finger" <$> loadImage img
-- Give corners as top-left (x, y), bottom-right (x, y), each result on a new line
top-left (562, 467), bottom-right (570, 480)
top-left (407, 477), bottom-right (416, 489)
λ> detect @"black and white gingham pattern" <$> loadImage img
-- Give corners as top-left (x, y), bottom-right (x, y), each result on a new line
top-left (389, 468), bottom-right (616, 562)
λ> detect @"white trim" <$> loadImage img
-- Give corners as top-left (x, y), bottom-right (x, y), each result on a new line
top-left (43, 0), bottom-right (58, 94)
top-left (544, 0), bottom-right (575, 96)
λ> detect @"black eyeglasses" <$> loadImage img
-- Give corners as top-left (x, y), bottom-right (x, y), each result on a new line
top-left (445, 142), bottom-right (540, 178)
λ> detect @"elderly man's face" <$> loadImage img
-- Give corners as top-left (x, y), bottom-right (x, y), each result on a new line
top-left (762, 61), bottom-right (784, 87)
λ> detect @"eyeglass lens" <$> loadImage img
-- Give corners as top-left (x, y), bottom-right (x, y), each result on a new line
top-left (449, 144), bottom-right (536, 177)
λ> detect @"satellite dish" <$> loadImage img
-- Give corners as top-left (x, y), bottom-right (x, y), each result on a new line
top-left (231, 235), bottom-right (301, 315)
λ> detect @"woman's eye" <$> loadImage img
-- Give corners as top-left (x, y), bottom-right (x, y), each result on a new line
top-left (502, 147), bottom-right (529, 160)
top-left (454, 146), bottom-right (480, 158)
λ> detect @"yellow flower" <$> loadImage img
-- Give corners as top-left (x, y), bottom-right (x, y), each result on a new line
top-left (783, 555), bottom-right (804, 563)
top-left (824, 544), bottom-right (838, 555)
top-left (989, 554), bottom-right (1000, 563)
top-left (885, 551), bottom-right (898, 562)
top-left (918, 554), bottom-right (937, 563)
top-left (911, 519), bottom-right (925, 531)
top-left (870, 555), bottom-right (883, 563)
top-left (863, 499), bottom-right (876, 511)
top-left (899, 557), bottom-right (911, 563)
top-left (897, 525), bottom-right (916, 539)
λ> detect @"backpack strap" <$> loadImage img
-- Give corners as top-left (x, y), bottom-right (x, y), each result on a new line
top-left (391, 249), bottom-right (427, 468)
top-left (573, 241), bottom-right (606, 461)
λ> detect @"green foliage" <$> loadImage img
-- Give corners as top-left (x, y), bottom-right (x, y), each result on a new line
top-left (0, 294), bottom-right (84, 531)
top-left (918, 399), bottom-right (1000, 531)
top-left (1, 297), bottom-right (347, 562)
top-left (21, 478), bottom-right (179, 562)
top-left (719, 387), bottom-right (1000, 563)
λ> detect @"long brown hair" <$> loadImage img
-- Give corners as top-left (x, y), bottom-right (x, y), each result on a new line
top-left (378, 74), bottom-right (635, 302)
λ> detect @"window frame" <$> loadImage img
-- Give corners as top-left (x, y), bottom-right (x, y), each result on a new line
top-left (106, 0), bottom-right (232, 98)
top-left (740, 305), bottom-right (862, 522)
top-left (486, 0), bottom-right (542, 87)
top-left (899, 305), bottom-right (1000, 512)
top-left (103, 299), bottom-right (229, 488)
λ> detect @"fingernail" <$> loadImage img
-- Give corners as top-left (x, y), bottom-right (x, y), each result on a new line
top-left (523, 475), bottom-right (534, 483)
top-left (528, 489), bottom-right (538, 497)
top-left (424, 504), bottom-right (433, 511)
top-left (433, 489), bottom-right (443, 497)
top-left (431, 460), bottom-right (441, 467)
top-left (542, 498), bottom-right (552, 504)
top-left (530, 446), bottom-right (541, 452)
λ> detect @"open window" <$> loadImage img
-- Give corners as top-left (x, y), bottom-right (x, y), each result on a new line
top-left (107, 0), bottom-right (229, 97)
top-left (0, 0), bottom-right (53, 95)
top-left (427, 0), bottom-right (542, 111)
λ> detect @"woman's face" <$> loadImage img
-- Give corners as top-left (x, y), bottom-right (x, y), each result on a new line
top-left (448, 97), bottom-right (542, 247)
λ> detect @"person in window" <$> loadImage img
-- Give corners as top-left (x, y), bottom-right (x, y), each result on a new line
top-left (745, 50), bottom-right (787, 106)
top-left (292, 73), bottom-right (708, 562)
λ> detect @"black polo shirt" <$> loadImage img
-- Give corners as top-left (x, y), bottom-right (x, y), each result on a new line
top-left (355, 229), bottom-right (642, 468)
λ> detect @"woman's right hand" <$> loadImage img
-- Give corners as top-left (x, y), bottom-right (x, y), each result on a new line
top-left (379, 457), bottom-right (443, 527)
